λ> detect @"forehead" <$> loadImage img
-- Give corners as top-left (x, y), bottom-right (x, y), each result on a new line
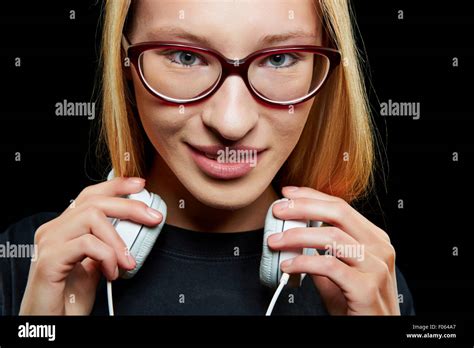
top-left (130, 0), bottom-right (321, 56)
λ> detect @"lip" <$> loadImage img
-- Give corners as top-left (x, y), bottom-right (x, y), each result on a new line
top-left (186, 143), bottom-right (266, 180)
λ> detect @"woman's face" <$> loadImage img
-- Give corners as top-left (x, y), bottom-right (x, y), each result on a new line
top-left (129, 0), bottom-right (322, 210)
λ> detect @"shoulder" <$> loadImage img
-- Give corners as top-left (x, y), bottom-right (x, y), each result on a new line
top-left (0, 212), bottom-right (59, 316)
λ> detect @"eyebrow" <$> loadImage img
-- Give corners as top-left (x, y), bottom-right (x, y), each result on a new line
top-left (144, 26), bottom-right (319, 48)
top-left (259, 30), bottom-right (320, 46)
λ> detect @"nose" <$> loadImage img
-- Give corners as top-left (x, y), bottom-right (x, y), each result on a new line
top-left (201, 75), bottom-right (259, 141)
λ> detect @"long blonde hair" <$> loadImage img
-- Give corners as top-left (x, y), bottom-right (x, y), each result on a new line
top-left (98, 0), bottom-right (375, 203)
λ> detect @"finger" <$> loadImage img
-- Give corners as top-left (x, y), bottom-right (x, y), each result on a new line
top-left (49, 196), bottom-right (162, 242)
top-left (272, 197), bottom-right (384, 245)
top-left (268, 226), bottom-right (359, 266)
top-left (282, 189), bottom-right (392, 244)
top-left (67, 260), bottom-right (101, 291)
top-left (280, 254), bottom-right (362, 295)
top-left (282, 186), bottom-right (341, 202)
top-left (268, 226), bottom-right (358, 250)
top-left (268, 226), bottom-right (380, 271)
top-left (81, 257), bottom-right (102, 282)
top-left (65, 207), bottom-right (136, 270)
top-left (54, 196), bottom-right (162, 266)
top-left (73, 195), bottom-right (162, 229)
top-left (74, 176), bottom-right (146, 205)
top-left (312, 276), bottom-right (348, 315)
top-left (55, 234), bottom-right (119, 281)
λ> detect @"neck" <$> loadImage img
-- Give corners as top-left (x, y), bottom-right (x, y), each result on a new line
top-left (145, 154), bottom-right (279, 233)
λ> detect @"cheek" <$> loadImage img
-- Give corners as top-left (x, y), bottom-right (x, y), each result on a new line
top-left (268, 102), bottom-right (313, 152)
top-left (131, 69), bottom-right (185, 156)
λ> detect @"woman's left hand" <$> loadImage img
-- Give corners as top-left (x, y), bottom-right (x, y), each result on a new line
top-left (268, 186), bottom-right (400, 315)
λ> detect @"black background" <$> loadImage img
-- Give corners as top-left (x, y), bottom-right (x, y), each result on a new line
top-left (0, 0), bottom-right (473, 318)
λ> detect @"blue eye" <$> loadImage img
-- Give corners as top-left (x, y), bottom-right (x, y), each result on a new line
top-left (263, 53), bottom-right (299, 68)
top-left (167, 50), bottom-right (206, 67)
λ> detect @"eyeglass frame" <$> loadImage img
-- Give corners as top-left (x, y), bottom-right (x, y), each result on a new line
top-left (122, 35), bottom-right (341, 106)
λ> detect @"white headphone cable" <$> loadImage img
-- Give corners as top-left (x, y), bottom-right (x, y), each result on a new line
top-left (265, 272), bottom-right (289, 316)
top-left (107, 280), bottom-right (114, 316)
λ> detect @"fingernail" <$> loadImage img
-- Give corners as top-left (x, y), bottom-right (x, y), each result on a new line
top-left (269, 232), bottom-right (283, 243)
top-left (114, 266), bottom-right (119, 279)
top-left (281, 258), bottom-right (293, 268)
top-left (129, 177), bottom-right (145, 185)
top-left (128, 254), bottom-right (136, 269)
top-left (274, 201), bottom-right (289, 210)
top-left (146, 207), bottom-right (162, 220)
top-left (284, 186), bottom-right (299, 192)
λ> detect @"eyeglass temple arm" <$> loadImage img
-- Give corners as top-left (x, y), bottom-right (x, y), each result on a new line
top-left (122, 35), bottom-right (131, 55)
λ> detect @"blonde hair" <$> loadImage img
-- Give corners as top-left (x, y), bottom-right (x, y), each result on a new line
top-left (98, 0), bottom-right (375, 203)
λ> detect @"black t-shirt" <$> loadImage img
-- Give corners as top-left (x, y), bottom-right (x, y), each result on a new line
top-left (0, 212), bottom-right (415, 315)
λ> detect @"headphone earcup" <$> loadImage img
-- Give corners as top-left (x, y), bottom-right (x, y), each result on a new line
top-left (260, 200), bottom-right (284, 288)
top-left (120, 193), bottom-right (167, 279)
top-left (260, 199), bottom-right (309, 289)
top-left (106, 169), bottom-right (167, 279)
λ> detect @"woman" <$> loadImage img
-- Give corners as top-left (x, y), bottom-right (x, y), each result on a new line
top-left (1, 0), bottom-right (414, 315)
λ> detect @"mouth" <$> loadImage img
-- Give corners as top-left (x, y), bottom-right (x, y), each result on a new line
top-left (185, 143), bottom-right (267, 180)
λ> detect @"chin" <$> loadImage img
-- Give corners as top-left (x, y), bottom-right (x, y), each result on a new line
top-left (181, 170), bottom-right (272, 211)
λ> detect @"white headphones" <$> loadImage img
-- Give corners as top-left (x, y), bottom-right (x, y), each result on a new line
top-left (105, 169), bottom-right (322, 315)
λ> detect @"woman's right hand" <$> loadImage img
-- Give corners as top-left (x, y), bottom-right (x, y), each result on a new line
top-left (19, 177), bottom-right (163, 315)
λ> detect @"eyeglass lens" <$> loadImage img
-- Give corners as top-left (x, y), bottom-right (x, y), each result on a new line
top-left (139, 48), bottom-right (330, 104)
